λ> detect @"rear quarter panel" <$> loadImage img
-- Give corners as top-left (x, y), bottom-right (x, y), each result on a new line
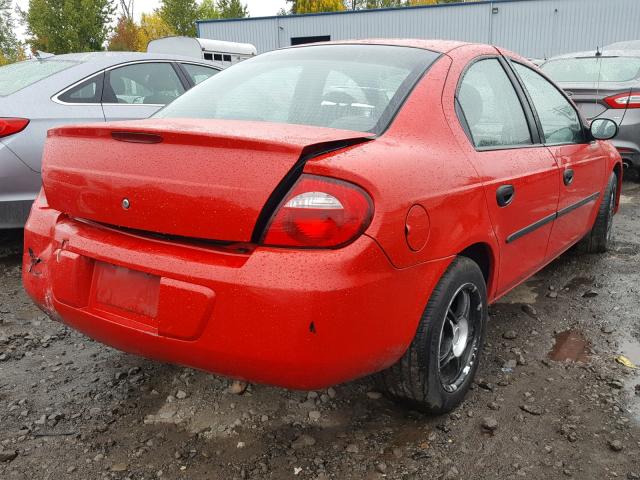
top-left (304, 52), bottom-right (499, 292)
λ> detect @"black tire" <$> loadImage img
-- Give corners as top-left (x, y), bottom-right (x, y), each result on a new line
top-left (579, 172), bottom-right (617, 254)
top-left (375, 256), bottom-right (487, 414)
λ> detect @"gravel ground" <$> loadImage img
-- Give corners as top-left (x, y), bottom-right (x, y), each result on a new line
top-left (1, 180), bottom-right (639, 480)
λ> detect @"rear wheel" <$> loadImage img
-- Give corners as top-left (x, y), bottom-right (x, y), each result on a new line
top-left (579, 172), bottom-right (617, 253)
top-left (375, 256), bottom-right (487, 414)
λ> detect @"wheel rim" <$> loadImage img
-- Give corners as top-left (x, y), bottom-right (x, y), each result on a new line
top-left (606, 183), bottom-right (616, 243)
top-left (438, 283), bottom-right (483, 393)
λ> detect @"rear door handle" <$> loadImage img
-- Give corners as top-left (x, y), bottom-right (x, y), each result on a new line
top-left (563, 168), bottom-right (575, 186)
top-left (496, 184), bottom-right (515, 207)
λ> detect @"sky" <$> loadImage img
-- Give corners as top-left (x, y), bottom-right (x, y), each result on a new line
top-left (14, 0), bottom-right (289, 40)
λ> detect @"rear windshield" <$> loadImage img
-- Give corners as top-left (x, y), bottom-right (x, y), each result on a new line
top-left (0, 59), bottom-right (77, 96)
top-left (541, 57), bottom-right (640, 83)
top-left (156, 45), bottom-right (440, 134)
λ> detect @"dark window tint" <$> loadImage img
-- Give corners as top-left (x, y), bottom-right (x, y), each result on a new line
top-left (156, 45), bottom-right (440, 135)
top-left (291, 36), bottom-right (331, 46)
top-left (458, 59), bottom-right (532, 148)
top-left (223, 54), bottom-right (231, 62)
top-left (204, 53), bottom-right (213, 61)
top-left (181, 63), bottom-right (219, 85)
top-left (513, 63), bottom-right (584, 144)
top-left (104, 63), bottom-right (185, 105)
top-left (214, 54), bottom-right (223, 61)
top-left (58, 74), bottom-right (103, 103)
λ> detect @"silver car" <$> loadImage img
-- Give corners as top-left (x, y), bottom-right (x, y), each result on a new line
top-left (0, 52), bottom-right (220, 229)
top-left (541, 46), bottom-right (640, 178)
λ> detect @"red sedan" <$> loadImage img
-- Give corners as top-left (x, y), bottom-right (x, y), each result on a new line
top-left (23, 40), bottom-right (622, 413)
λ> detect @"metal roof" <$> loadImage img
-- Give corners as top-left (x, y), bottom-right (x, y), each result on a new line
top-left (197, 0), bottom-right (540, 26)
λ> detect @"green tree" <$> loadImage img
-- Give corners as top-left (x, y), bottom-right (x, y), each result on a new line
top-left (217, 0), bottom-right (248, 19)
top-left (24, 0), bottom-right (115, 54)
top-left (197, 0), bottom-right (219, 20)
top-left (0, 0), bottom-right (23, 63)
top-left (287, 0), bottom-right (345, 14)
top-left (159, 0), bottom-right (198, 36)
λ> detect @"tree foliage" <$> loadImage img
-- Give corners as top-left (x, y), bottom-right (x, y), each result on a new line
top-left (290, 0), bottom-right (467, 13)
top-left (0, 0), bottom-right (23, 63)
top-left (197, 0), bottom-right (220, 20)
top-left (159, 0), bottom-right (199, 36)
top-left (136, 11), bottom-right (174, 51)
top-left (217, 0), bottom-right (247, 18)
top-left (287, 0), bottom-right (345, 14)
top-left (108, 15), bottom-right (139, 51)
top-left (24, 0), bottom-right (115, 54)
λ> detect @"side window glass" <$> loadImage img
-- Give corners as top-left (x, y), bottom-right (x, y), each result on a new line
top-left (513, 62), bottom-right (584, 145)
top-left (457, 58), bottom-right (532, 148)
top-left (181, 63), bottom-right (219, 85)
top-left (58, 74), bottom-right (103, 104)
top-left (104, 63), bottom-right (185, 105)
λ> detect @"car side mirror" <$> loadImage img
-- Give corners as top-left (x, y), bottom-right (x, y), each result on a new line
top-left (590, 118), bottom-right (618, 140)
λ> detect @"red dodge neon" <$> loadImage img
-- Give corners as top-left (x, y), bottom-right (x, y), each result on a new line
top-left (23, 40), bottom-right (622, 413)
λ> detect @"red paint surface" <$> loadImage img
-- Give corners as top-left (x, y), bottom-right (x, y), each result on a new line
top-left (23, 41), bottom-right (622, 389)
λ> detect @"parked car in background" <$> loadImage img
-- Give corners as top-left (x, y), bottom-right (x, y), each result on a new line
top-left (147, 37), bottom-right (257, 69)
top-left (541, 45), bottom-right (640, 177)
top-left (0, 52), bottom-right (220, 229)
top-left (24, 40), bottom-right (622, 414)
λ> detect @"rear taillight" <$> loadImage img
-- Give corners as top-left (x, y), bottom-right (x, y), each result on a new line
top-left (604, 92), bottom-right (640, 109)
top-left (0, 118), bottom-right (29, 138)
top-left (261, 174), bottom-right (373, 248)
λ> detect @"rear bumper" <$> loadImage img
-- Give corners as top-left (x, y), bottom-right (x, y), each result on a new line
top-left (23, 200), bottom-right (451, 389)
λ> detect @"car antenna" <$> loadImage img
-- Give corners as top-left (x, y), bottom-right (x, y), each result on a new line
top-left (34, 50), bottom-right (55, 61)
top-left (595, 46), bottom-right (602, 57)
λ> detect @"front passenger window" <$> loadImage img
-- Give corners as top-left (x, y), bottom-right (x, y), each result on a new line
top-left (457, 59), bottom-right (532, 149)
top-left (512, 63), bottom-right (584, 145)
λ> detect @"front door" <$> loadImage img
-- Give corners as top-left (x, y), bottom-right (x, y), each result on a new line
top-left (455, 57), bottom-right (560, 296)
top-left (509, 61), bottom-right (606, 255)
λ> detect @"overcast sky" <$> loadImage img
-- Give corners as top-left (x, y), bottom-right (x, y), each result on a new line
top-left (14, 0), bottom-right (289, 40)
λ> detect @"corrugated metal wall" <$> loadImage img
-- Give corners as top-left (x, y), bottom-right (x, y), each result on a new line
top-left (197, 0), bottom-right (640, 59)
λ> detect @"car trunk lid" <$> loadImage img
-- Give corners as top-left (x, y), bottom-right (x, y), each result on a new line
top-left (42, 118), bottom-right (371, 242)
top-left (557, 82), bottom-right (634, 120)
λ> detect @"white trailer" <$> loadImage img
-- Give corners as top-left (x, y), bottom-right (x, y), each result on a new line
top-left (147, 37), bottom-right (257, 68)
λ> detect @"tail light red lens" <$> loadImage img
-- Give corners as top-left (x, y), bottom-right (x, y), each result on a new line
top-left (604, 92), bottom-right (640, 109)
top-left (261, 174), bottom-right (373, 248)
top-left (0, 118), bottom-right (29, 138)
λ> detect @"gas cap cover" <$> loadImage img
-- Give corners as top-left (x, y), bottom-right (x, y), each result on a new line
top-left (405, 204), bottom-right (430, 252)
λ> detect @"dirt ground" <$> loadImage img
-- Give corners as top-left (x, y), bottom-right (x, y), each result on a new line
top-left (1, 181), bottom-right (639, 480)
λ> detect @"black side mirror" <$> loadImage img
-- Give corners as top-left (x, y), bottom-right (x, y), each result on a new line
top-left (590, 118), bottom-right (618, 140)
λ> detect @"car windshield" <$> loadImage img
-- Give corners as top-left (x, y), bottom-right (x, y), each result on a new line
top-left (541, 56), bottom-right (640, 83)
top-left (0, 59), bottom-right (77, 96)
top-left (156, 44), bottom-right (440, 134)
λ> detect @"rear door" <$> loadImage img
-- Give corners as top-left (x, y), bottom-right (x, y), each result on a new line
top-left (101, 62), bottom-right (187, 121)
top-left (454, 55), bottom-right (559, 296)
top-left (509, 61), bottom-right (606, 255)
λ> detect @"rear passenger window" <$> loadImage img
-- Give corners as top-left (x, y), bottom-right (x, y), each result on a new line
top-left (512, 63), bottom-right (584, 145)
top-left (457, 59), bottom-right (532, 148)
top-left (58, 74), bottom-right (103, 104)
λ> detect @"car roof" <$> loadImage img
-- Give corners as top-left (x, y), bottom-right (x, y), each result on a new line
top-left (546, 48), bottom-right (640, 61)
top-left (43, 51), bottom-right (212, 68)
top-left (291, 38), bottom-right (471, 54)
